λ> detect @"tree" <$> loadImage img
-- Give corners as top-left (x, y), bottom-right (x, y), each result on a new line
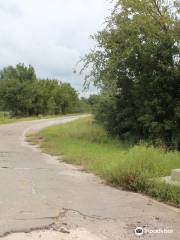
top-left (82, 0), bottom-right (180, 149)
top-left (0, 63), bottom-right (36, 82)
top-left (47, 97), bottom-right (57, 115)
top-left (0, 64), bottom-right (80, 116)
top-left (57, 83), bottom-right (79, 114)
top-left (0, 64), bottom-right (37, 116)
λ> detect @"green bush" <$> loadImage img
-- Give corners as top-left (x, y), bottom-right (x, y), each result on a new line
top-left (82, 0), bottom-right (180, 149)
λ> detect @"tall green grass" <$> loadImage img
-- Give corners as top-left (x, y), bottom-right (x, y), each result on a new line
top-left (0, 112), bottom-right (14, 124)
top-left (28, 117), bottom-right (180, 206)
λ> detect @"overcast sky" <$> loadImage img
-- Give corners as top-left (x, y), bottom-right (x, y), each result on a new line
top-left (0, 0), bottom-right (112, 95)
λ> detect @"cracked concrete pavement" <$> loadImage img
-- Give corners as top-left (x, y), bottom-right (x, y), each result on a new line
top-left (0, 115), bottom-right (180, 240)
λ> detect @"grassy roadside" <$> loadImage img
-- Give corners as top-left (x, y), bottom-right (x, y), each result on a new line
top-left (0, 115), bottom-right (43, 124)
top-left (0, 112), bottom-right (76, 125)
top-left (28, 117), bottom-right (180, 207)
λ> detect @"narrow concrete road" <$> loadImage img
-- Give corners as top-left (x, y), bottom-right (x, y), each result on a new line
top-left (0, 116), bottom-right (179, 240)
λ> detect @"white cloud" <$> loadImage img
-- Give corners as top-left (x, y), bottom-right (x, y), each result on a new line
top-left (0, 0), bottom-right (112, 95)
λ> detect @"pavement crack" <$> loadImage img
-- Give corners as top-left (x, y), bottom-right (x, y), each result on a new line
top-left (59, 208), bottom-right (117, 221)
top-left (0, 223), bottom-right (55, 239)
top-left (13, 217), bottom-right (56, 221)
top-left (0, 212), bottom-right (61, 238)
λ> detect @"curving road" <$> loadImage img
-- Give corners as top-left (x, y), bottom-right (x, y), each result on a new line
top-left (0, 115), bottom-right (180, 240)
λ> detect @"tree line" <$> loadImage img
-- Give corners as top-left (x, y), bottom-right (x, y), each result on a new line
top-left (82, 0), bottom-right (180, 149)
top-left (0, 64), bottom-right (80, 116)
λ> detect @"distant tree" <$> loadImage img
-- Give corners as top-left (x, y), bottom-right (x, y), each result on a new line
top-left (77, 97), bottom-right (91, 113)
top-left (58, 83), bottom-right (79, 114)
top-left (0, 64), bottom-right (37, 116)
top-left (0, 64), bottom-right (80, 116)
top-left (0, 63), bottom-right (36, 82)
top-left (47, 97), bottom-right (57, 115)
